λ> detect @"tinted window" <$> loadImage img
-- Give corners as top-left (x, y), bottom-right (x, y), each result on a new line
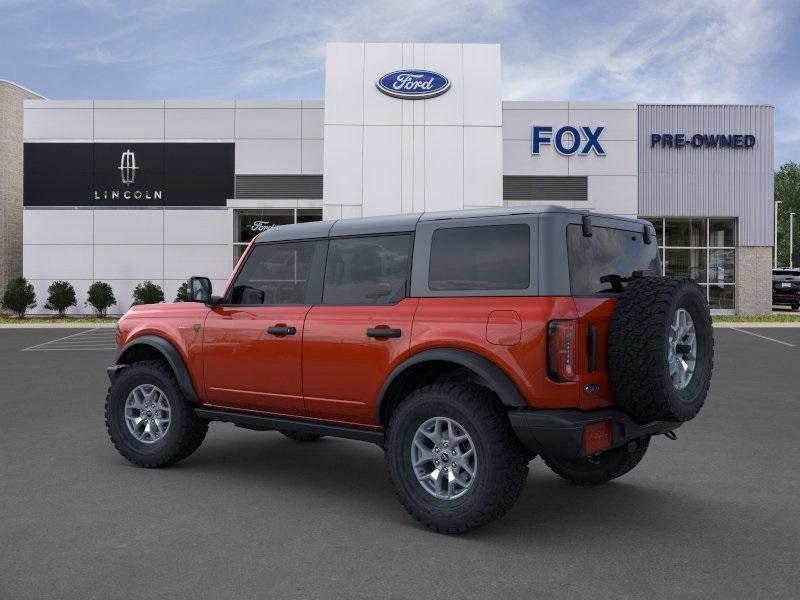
top-left (323, 235), bottom-right (411, 305)
top-left (229, 241), bottom-right (315, 305)
top-left (567, 225), bottom-right (660, 295)
top-left (428, 225), bottom-right (530, 291)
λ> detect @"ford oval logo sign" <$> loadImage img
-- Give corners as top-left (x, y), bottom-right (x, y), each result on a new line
top-left (376, 70), bottom-right (450, 99)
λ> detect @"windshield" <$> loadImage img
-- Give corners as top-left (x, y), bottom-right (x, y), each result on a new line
top-left (567, 224), bottom-right (660, 295)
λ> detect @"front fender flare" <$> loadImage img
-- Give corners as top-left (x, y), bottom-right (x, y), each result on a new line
top-left (375, 348), bottom-right (527, 422)
top-left (114, 335), bottom-right (200, 404)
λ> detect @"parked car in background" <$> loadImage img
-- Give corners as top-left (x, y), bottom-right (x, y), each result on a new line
top-left (772, 269), bottom-right (800, 310)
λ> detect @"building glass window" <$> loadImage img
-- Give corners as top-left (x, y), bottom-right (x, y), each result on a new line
top-left (233, 208), bottom-right (322, 263)
top-left (643, 217), bottom-right (737, 311)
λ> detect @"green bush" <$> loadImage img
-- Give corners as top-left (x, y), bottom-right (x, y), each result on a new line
top-left (86, 282), bottom-right (116, 317)
top-left (44, 280), bottom-right (77, 316)
top-left (133, 281), bottom-right (165, 305)
top-left (1, 277), bottom-right (37, 318)
top-left (174, 281), bottom-right (189, 302)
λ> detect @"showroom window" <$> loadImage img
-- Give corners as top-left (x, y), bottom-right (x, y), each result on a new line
top-left (644, 218), bottom-right (737, 311)
top-left (234, 208), bottom-right (322, 263)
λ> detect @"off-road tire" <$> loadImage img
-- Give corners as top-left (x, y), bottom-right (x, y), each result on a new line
top-left (792, 303), bottom-right (799, 311)
top-left (543, 436), bottom-right (650, 485)
top-left (278, 430), bottom-right (324, 442)
top-left (385, 383), bottom-right (529, 534)
top-left (608, 277), bottom-right (714, 423)
top-left (105, 360), bottom-right (208, 468)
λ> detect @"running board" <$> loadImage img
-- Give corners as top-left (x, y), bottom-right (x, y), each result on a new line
top-left (195, 408), bottom-right (385, 445)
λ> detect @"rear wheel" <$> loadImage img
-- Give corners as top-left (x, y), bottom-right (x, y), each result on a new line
top-left (105, 360), bottom-right (208, 468)
top-left (278, 430), bottom-right (324, 442)
top-left (385, 384), bottom-right (529, 534)
top-left (544, 437), bottom-right (650, 485)
top-left (792, 303), bottom-right (799, 311)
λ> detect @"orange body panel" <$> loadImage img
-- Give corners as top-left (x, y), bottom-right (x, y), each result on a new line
top-left (410, 297), bottom-right (581, 410)
top-left (573, 297), bottom-right (618, 411)
top-left (301, 298), bottom-right (419, 425)
top-left (202, 305), bottom-right (310, 415)
top-left (117, 303), bottom-right (209, 399)
top-left (116, 294), bottom-right (619, 428)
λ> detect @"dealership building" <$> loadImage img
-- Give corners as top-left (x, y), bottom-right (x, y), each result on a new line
top-left (1, 43), bottom-right (774, 315)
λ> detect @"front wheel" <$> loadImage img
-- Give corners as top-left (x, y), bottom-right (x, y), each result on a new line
top-left (385, 384), bottom-right (529, 534)
top-left (543, 436), bottom-right (650, 485)
top-left (105, 360), bottom-right (208, 468)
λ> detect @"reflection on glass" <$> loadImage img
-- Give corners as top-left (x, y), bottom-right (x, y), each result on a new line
top-left (709, 249), bottom-right (735, 284)
top-left (709, 219), bottom-right (736, 247)
top-left (664, 249), bottom-right (707, 282)
top-left (664, 219), bottom-right (706, 247)
top-left (709, 285), bottom-right (735, 310)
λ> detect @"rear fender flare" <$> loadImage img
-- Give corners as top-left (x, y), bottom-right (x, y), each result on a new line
top-left (376, 348), bottom-right (526, 423)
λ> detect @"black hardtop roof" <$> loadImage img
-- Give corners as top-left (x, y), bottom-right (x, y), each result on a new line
top-left (253, 205), bottom-right (651, 243)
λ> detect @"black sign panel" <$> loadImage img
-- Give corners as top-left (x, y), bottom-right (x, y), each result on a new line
top-left (24, 143), bottom-right (234, 207)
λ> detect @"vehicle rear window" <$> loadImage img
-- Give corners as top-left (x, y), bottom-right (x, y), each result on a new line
top-left (428, 224), bottom-right (530, 291)
top-left (567, 224), bottom-right (660, 295)
top-left (323, 234), bottom-right (411, 305)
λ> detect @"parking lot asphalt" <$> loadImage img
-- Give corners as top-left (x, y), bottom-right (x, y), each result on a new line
top-left (1, 327), bottom-right (799, 600)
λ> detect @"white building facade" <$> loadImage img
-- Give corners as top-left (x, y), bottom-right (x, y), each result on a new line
top-left (19, 42), bottom-right (773, 315)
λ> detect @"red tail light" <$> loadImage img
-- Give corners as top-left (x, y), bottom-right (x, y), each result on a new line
top-left (547, 320), bottom-right (576, 382)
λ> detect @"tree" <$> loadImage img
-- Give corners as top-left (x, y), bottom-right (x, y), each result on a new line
top-left (775, 162), bottom-right (800, 267)
top-left (132, 281), bottom-right (165, 305)
top-left (174, 281), bottom-right (189, 302)
top-left (86, 282), bottom-right (116, 317)
top-left (1, 277), bottom-right (37, 318)
top-left (44, 280), bottom-right (77, 316)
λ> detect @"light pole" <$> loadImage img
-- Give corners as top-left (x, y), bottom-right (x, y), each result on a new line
top-left (791, 213), bottom-right (796, 269)
top-left (775, 200), bottom-right (782, 267)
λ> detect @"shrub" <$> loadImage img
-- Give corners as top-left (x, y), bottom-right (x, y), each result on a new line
top-left (133, 281), bottom-right (165, 305)
top-left (174, 281), bottom-right (189, 302)
top-left (86, 281), bottom-right (116, 317)
top-left (44, 280), bottom-right (77, 316)
top-left (1, 277), bottom-right (37, 318)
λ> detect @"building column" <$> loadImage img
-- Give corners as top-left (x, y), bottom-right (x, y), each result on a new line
top-left (736, 246), bottom-right (772, 315)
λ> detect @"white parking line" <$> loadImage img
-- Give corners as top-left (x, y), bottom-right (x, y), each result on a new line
top-left (729, 328), bottom-right (796, 347)
top-left (21, 328), bottom-right (117, 352)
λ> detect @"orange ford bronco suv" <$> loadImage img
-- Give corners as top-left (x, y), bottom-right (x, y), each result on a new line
top-left (106, 206), bottom-right (713, 533)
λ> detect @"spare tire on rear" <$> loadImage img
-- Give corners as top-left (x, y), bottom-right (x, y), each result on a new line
top-left (608, 277), bottom-right (714, 424)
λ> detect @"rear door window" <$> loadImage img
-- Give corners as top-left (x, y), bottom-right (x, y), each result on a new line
top-left (567, 224), bottom-right (660, 295)
top-left (323, 235), bottom-right (411, 305)
top-left (428, 224), bottom-right (530, 291)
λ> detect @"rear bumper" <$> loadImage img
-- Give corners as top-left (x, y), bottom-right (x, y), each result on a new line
top-left (772, 292), bottom-right (800, 305)
top-left (508, 407), bottom-right (681, 459)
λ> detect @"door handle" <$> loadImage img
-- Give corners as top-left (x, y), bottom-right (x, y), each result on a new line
top-left (366, 327), bottom-right (402, 339)
top-left (267, 325), bottom-right (297, 336)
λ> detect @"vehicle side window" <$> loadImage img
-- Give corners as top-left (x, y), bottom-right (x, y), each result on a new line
top-left (323, 235), bottom-right (411, 305)
top-left (428, 224), bottom-right (530, 291)
top-left (229, 241), bottom-right (316, 305)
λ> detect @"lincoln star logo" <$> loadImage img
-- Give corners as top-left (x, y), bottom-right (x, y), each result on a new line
top-left (118, 149), bottom-right (138, 186)
top-left (376, 70), bottom-right (450, 99)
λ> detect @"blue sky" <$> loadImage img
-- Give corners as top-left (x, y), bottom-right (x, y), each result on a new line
top-left (1, 0), bottom-right (798, 166)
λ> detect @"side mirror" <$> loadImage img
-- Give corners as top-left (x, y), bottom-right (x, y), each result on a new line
top-left (188, 276), bottom-right (212, 304)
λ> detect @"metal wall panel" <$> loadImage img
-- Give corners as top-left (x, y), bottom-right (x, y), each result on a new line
top-left (503, 176), bottom-right (587, 201)
top-left (638, 104), bottom-right (774, 246)
top-left (235, 174), bottom-right (323, 199)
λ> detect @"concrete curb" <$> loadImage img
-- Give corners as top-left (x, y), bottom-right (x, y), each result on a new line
top-left (713, 322), bottom-right (800, 328)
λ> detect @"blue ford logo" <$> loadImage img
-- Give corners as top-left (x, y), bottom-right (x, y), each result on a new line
top-left (376, 70), bottom-right (450, 99)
